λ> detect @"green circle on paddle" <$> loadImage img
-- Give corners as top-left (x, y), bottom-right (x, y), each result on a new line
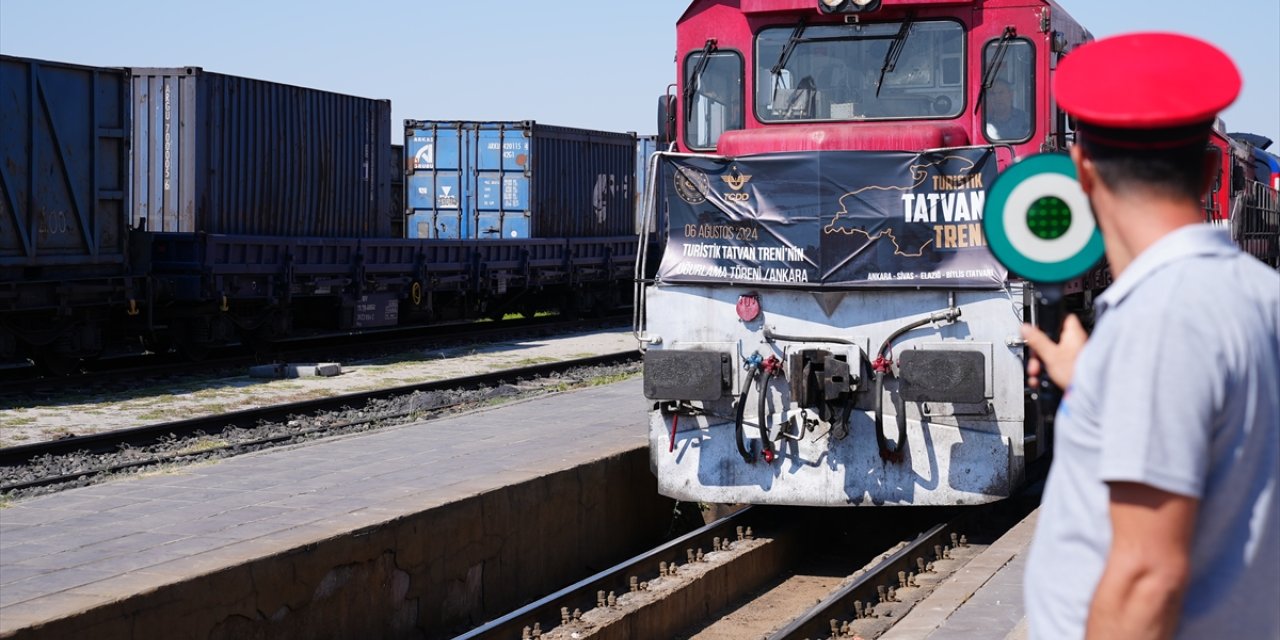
top-left (981, 153), bottom-right (1104, 283)
top-left (1028, 196), bottom-right (1071, 240)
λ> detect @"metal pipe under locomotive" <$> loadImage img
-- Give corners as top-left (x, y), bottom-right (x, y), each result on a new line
top-left (1, 58), bottom-right (646, 371)
top-left (635, 0), bottom-right (1279, 507)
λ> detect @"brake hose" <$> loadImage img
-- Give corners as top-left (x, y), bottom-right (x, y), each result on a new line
top-left (758, 365), bottom-right (778, 463)
top-left (872, 306), bottom-right (962, 461)
top-left (734, 366), bottom-right (760, 464)
top-left (872, 369), bottom-right (907, 462)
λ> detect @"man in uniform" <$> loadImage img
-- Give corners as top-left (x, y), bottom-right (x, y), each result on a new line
top-left (1020, 33), bottom-right (1280, 639)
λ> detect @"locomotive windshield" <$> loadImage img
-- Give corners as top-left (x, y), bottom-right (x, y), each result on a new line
top-left (755, 20), bottom-right (964, 122)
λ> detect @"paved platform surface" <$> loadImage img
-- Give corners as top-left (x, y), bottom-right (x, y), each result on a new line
top-left (882, 509), bottom-right (1038, 640)
top-left (0, 378), bottom-right (650, 635)
top-left (2, 327), bottom-right (636, 446)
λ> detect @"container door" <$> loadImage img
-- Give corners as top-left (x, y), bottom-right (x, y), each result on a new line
top-left (473, 126), bottom-right (501, 239)
top-left (474, 125), bottom-right (531, 239)
top-left (406, 125), bottom-right (464, 237)
top-left (476, 173), bottom-right (530, 238)
top-left (2, 57), bottom-right (129, 267)
top-left (474, 173), bottom-right (504, 239)
top-left (405, 128), bottom-right (436, 212)
top-left (130, 69), bottom-right (197, 233)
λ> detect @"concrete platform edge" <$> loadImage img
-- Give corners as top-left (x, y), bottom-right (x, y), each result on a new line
top-left (880, 509), bottom-right (1039, 640)
top-left (1, 446), bottom-right (674, 640)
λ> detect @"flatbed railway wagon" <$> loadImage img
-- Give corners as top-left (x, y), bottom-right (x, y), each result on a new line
top-left (3, 56), bottom-right (647, 370)
top-left (0, 55), bottom-right (136, 369)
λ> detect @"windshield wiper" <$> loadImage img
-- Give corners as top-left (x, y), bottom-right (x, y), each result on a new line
top-left (770, 17), bottom-right (808, 100)
top-left (771, 17), bottom-right (809, 76)
top-left (875, 14), bottom-right (915, 97)
top-left (974, 27), bottom-right (1017, 114)
top-left (683, 38), bottom-right (719, 122)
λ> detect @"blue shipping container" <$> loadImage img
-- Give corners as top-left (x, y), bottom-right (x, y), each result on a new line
top-left (130, 67), bottom-right (392, 237)
top-left (1, 55), bottom-right (130, 272)
top-left (404, 121), bottom-right (636, 239)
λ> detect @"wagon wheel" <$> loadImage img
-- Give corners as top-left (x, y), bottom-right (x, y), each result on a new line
top-left (31, 349), bottom-right (82, 377)
top-left (141, 331), bottom-right (174, 355)
top-left (521, 300), bottom-right (543, 319)
top-left (176, 338), bottom-right (211, 362)
top-left (171, 319), bottom-right (213, 362)
top-left (236, 322), bottom-right (282, 359)
top-left (558, 291), bottom-right (583, 320)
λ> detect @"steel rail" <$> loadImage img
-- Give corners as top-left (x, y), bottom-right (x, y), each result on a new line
top-left (0, 315), bottom-right (628, 392)
top-left (768, 518), bottom-right (962, 640)
top-left (770, 469), bottom-right (1047, 640)
top-left (3, 404), bottom-right (431, 493)
top-left (452, 507), bottom-right (757, 640)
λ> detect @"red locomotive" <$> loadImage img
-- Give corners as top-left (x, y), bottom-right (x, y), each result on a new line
top-left (636, 0), bottom-right (1277, 507)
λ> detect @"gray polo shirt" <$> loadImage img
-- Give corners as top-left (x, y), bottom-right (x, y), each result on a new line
top-left (1024, 224), bottom-right (1280, 639)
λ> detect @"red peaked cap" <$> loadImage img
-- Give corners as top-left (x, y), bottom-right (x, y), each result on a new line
top-left (1055, 32), bottom-right (1241, 138)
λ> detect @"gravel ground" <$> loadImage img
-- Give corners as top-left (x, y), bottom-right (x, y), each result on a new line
top-left (1, 331), bottom-right (641, 501)
top-left (0, 328), bottom-right (636, 448)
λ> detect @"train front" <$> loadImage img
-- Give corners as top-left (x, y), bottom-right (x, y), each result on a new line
top-left (636, 0), bottom-right (1085, 506)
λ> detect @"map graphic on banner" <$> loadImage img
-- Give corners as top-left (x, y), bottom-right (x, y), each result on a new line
top-left (655, 149), bottom-right (1007, 289)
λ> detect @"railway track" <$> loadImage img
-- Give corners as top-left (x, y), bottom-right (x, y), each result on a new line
top-left (0, 351), bottom-right (639, 497)
top-left (771, 518), bottom-right (983, 640)
top-left (453, 506), bottom-right (762, 640)
top-left (0, 314), bottom-right (628, 394)
top-left (455, 479), bottom-right (1043, 640)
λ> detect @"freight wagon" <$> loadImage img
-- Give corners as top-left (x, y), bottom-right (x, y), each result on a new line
top-left (134, 66), bottom-right (397, 357)
top-left (1, 55), bottom-right (646, 372)
top-left (0, 55), bottom-right (139, 369)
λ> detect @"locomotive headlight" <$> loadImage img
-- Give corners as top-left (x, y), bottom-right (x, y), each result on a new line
top-left (736, 294), bottom-right (761, 323)
top-left (819, 0), bottom-right (881, 13)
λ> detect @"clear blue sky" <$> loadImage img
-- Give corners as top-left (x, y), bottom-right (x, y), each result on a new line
top-left (2, 1), bottom-right (1276, 146)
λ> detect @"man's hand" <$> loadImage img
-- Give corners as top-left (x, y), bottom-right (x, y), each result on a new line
top-left (1022, 314), bottom-right (1088, 389)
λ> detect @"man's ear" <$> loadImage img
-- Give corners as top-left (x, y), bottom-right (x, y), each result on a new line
top-left (1070, 144), bottom-right (1096, 196)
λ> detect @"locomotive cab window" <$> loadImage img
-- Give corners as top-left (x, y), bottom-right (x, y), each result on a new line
top-left (684, 51), bottom-right (744, 150)
top-left (982, 38), bottom-right (1034, 143)
top-left (754, 20), bottom-right (965, 122)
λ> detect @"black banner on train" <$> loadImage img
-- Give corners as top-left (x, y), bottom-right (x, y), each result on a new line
top-left (655, 149), bottom-right (1006, 288)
